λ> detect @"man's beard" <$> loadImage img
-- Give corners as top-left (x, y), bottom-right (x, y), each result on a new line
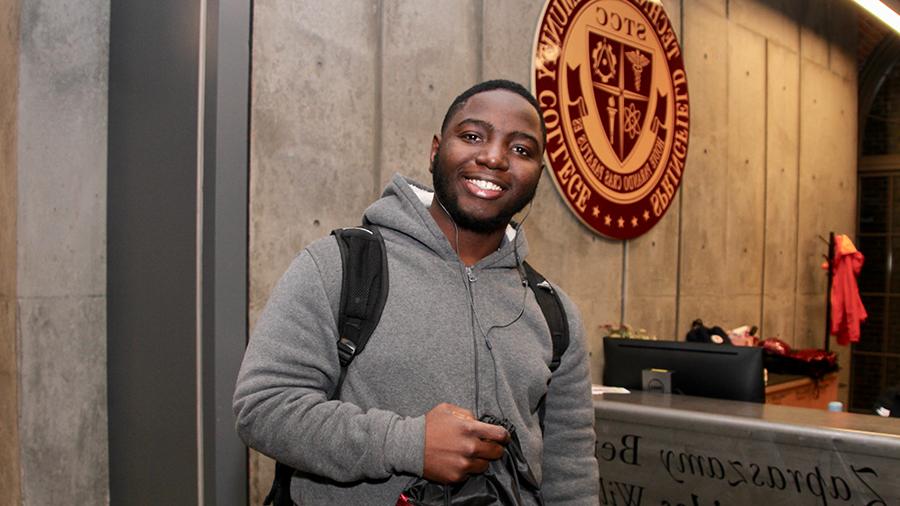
top-left (431, 154), bottom-right (537, 235)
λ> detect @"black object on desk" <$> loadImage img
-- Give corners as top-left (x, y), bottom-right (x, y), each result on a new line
top-left (603, 337), bottom-right (765, 403)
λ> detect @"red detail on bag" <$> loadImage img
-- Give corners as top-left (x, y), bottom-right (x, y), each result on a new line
top-left (761, 337), bottom-right (791, 356)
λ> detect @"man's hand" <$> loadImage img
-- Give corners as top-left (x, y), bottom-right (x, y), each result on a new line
top-left (422, 403), bottom-right (510, 484)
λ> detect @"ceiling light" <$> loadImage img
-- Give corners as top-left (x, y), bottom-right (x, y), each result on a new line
top-left (851, 0), bottom-right (900, 34)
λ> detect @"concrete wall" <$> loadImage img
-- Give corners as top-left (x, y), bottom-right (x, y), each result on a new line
top-left (1, 0), bottom-right (21, 503)
top-left (2, 0), bottom-right (110, 504)
top-left (248, 0), bottom-right (858, 501)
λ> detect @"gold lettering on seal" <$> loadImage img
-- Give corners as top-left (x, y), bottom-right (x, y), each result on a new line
top-left (650, 126), bottom-right (689, 217)
top-left (594, 6), bottom-right (647, 40)
top-left (536, 0), bottom-right (581, 79)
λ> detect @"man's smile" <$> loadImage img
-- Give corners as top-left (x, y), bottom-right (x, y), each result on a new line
top-left (464, 176), bottom-right (505, 199)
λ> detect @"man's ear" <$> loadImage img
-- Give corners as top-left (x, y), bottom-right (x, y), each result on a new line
top-left (429, 135), bottom-right (440, 172)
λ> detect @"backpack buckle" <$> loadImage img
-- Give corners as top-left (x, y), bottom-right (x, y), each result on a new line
top-left (337, 337), bottom-right (357, 366)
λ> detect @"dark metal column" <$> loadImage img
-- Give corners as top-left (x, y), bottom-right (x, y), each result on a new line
top-left (202, 0), bottom-right (250, 504)
top-left (108, 0), bottom-right (249, 503)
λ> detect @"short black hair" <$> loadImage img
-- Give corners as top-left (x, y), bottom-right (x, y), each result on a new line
top-left (439, 79), bottom-right (547, 148)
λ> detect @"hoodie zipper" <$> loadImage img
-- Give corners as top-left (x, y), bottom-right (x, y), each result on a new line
top-left (465, 265), bottom-right (477, 283)
top-left (465, 266), bottom-right (492, 350)
top-left (463, 264), bottom-right (483, 418)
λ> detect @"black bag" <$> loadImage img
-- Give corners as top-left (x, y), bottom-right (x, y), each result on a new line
top-left (396, 415), bottom-right (543, 506)
top-left (874, 386), bottom-right (900, 418)
top-left (685, 319), bottom-right (731, 345)
top-left (264, 225), bottom-right (569, 506)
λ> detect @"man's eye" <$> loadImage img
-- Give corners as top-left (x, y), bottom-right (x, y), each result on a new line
top-left (461, 133), bottom-right (481, 143)
top-left (513, 145), bottom-right (532, 157)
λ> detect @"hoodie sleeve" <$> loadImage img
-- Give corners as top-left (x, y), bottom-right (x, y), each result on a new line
top-left (540, 288), bottom-right (600, 505)
top-left (232, 240), bottom-right (425, 482)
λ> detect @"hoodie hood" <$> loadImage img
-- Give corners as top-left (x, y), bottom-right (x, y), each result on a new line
top-left (363, 173), bottom-right (529, 269)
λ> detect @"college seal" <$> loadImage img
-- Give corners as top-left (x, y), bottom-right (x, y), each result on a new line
top-left (532, 0), bottom-right (689, 239)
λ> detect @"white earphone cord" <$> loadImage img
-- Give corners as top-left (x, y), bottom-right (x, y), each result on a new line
top-left (435, 193), bottom-right (535, 418)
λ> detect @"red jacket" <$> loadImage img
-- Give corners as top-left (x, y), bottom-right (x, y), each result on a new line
top-left (826, 235), bottom-right (868, 345)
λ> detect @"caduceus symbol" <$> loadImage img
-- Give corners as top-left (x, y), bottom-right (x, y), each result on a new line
top-left (626, 50), bottom-right (650, 90)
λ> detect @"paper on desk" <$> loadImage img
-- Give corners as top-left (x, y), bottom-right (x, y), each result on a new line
top-left (592, 385), bottom-right (630, 395)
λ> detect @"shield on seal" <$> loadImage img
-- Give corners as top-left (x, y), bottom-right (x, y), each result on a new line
top-left (587, 29), bottom-right (653, 164)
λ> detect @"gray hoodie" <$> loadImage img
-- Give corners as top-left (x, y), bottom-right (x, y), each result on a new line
top-left (233, 174), bottom-right (599, 504)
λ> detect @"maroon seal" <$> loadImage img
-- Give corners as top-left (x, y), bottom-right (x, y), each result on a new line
top-left (533, 0), bottom-right (690, 239)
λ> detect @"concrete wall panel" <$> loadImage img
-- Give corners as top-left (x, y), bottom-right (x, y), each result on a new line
top-left (0, 299), bottom-right (20, 506)
top-left (0, 0), bottom-right (20, 499)
top-left (798, 0), bottom-right (829, 67)
top-left (794, 60), bottom-right (857, 346)
top-left (827, 0), bottom-right (857, 82)
top-left (794, 293), bottom-right (828, 350)
top-left (16, 0), bottom-right (108, 299)
top-left (625, 208), bottom-right (679, 336)
top-left (623, 295), bottom-right (677, 340)
top-left (580, 294), bottom-right (623, 385)
top-left (18, 297), bottom-right (107, 505)
top-left (724, 24), bottom-right (766, 301)
top-left (696, 0), bottom-right (726, 17)
top-left (482, 0), bottom-right (543, 83)
top-left (763, 41), bottom-right (799, 339)
top-left (625, 201), bottom-right (680, 299)
top-left (249, 0), bottom-right (379, 322)
top-left (380, 0), bottom-right (481, 187)
top-left (730, 0), bottom-right (799, 51)
top-left (661, 0), bottom-right (682, 35)
top-left (13, 0), bottom-right (109, 504)
top-left (678, 3), bottom-right (728, 300)
top-left (1, 0), bottom-right (18, 300)
top-left (763, 292), bottom-right (796, 341)
top-left (796, 61), bottom-right (857, 294)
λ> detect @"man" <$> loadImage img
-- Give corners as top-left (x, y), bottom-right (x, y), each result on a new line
top-left (233, 80), bottom-right (599, 504)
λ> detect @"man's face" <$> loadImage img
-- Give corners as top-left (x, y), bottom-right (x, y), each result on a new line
top-left (430, 89), bottom-right (544, 234)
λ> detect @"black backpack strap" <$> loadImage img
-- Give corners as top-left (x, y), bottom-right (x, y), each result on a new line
top-left (523, 261), bottom-right (570, 433)
top-left (264, 463), bottom-right (295, 506)
top-left (331, 225), bottom-right (389, 394)
top-left (267, 225), bottom-right (389, 506)
top-left (523, 261), bottom-right (569, 373)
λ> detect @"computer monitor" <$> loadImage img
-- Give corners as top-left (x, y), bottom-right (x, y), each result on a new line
top-left (602, 337), bottom-right (765, 403)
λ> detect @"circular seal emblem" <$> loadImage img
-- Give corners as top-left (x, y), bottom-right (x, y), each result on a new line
top-left (532, 0), bottom-right (690, 240)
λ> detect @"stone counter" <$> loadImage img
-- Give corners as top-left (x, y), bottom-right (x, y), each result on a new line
top-left (594, 392), bottom-right (900, 506)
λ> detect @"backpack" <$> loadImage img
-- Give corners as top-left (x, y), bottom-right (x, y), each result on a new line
top-left (264, 225), bottom-right (570, 506)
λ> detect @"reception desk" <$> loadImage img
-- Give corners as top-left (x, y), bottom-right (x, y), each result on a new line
top-left (594, 392), bottom-right (900, 505)
top-left (765, 373), bottom-right (839, 409)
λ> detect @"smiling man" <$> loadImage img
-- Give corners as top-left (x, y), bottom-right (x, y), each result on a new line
top-left (234, 80), bottom-right (599, 505)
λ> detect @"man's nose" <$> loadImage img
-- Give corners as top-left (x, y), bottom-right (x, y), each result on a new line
top-left (476, 142), bottom-right (509, 170)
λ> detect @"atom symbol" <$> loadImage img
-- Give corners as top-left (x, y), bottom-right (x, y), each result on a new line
top-left (623, 103), bottom-right (642, 139)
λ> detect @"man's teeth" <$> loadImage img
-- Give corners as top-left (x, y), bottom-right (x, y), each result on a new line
top-left (468, 178), bottom-right (502, 191)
